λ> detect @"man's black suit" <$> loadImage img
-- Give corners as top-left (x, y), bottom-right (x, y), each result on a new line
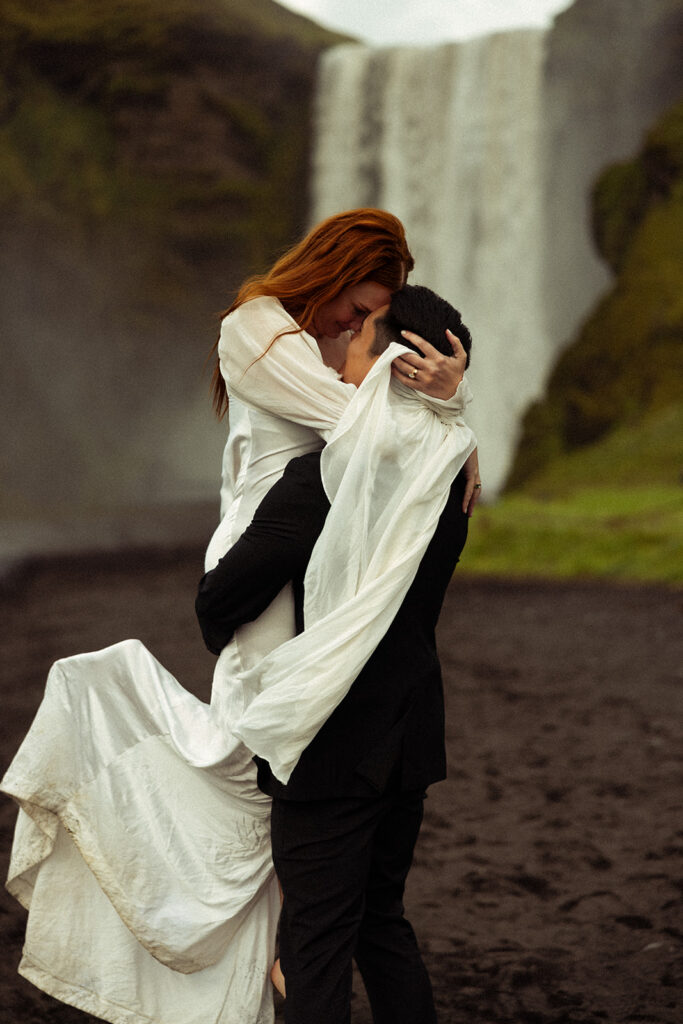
top-left (196, 452), bottom-right (468, 1024)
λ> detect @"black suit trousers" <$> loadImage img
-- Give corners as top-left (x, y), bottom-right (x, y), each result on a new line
top-left (271, 789), bottom-right (438, 1024)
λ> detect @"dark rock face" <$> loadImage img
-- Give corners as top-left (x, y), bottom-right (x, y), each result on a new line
top-left (509, 97), bottom-right (683, 486)
top-left (0, 0), bottom-right (346, 532)
top-left (504, 0), bottom-right (683, 488)
top-left (541, 0), bottom-right (683, 354)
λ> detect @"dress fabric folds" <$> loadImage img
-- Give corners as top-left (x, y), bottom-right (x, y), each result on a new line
top-left (3, 639), bottom-right (281, 1024)
top-left (230, 345), bottom-right (476, 782)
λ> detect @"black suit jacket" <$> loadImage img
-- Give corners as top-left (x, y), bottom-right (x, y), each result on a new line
top-left (196, 452), bottom-right (468, 800)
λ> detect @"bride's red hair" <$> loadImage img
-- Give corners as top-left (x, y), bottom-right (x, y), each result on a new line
top-left (209, 208), bottom-right (414, 418)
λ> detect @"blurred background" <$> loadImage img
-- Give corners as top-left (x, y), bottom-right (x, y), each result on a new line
top-left (1, 7), bottom-right (682, 1022)
top-left (1, 0), bottom-right (682, 583)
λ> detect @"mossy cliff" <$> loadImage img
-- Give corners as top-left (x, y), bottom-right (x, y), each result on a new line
top-left (0, 0), bottom-right (346, 266)
top-left (0, 0), bottom-right (348, 518)
top-left (508, 98), bottom-right (683, 489)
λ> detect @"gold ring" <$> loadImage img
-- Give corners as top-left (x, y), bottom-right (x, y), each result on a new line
top-left (408, 370), bottom-right (418, 380)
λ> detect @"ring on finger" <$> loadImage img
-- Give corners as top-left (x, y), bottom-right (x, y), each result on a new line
top-left (407, 369), bottom-right (418, 380)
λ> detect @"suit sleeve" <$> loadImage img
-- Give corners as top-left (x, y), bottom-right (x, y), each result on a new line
top-left (195, 453), bottom-right (329, 655)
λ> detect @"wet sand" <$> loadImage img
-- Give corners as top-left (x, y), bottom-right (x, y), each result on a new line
top-left (1, 548), bottom-right (681, 1023)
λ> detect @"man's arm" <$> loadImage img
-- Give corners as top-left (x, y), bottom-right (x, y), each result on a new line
top-left (195, 452), bottom-right (329, 655)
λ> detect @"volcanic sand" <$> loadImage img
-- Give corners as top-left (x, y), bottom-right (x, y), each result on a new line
top-left (0, 548), bottom-right (681, 1024)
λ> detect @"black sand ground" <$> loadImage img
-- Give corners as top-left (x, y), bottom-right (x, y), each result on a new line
top-left (1, 548), bottom-right (681, 1023)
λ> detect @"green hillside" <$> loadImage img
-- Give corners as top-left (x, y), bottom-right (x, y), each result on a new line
top-left (465, 405), bottom-right (682, 584)
top-left (465, 100), bottom-right (683, 585)
top-left (509, 98), bottom-right (683, 482)
top-left (0, 0), bottom-right (349, 279)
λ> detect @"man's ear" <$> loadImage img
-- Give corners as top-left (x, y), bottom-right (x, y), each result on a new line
top-left (370, 315), bottom-right (392, 357)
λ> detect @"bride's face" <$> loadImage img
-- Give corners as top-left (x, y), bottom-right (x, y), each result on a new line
top-left (312, 280), bottom-right (392, 341)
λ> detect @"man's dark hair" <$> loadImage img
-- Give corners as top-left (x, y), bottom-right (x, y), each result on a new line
top-left (371, 284), bottom-right (472, 367)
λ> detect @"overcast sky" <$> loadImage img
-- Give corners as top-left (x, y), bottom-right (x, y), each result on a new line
top-left (276, 0), bottom-right (575, 46)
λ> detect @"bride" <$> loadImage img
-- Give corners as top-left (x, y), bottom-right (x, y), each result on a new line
top-left (1, 210), bottom-right (480, 1024)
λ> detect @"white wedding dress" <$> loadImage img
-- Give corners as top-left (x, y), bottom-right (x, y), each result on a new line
top-left (1, 298), bottom-right (475, 1024)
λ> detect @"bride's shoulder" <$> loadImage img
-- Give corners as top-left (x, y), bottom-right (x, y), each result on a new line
top-left (220, 297), bottom-right (290, 352)
top-left (219, 296), bottom-right (319, 367)
top-left (228, 295), bottom-right (293, 331)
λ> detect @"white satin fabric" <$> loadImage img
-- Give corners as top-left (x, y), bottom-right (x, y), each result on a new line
top-left (1, 296), bottom-right (474, 1024)
top-left (231, 344), bottom-right (475, 781)
top-left (204, 296), bottom-right (355, 695)
top-left (3, 640), bottom-right (281, 1024)
top-left (205, 296), bottom-right (354, 576)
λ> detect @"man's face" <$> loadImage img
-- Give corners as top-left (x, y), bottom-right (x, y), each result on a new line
top-left (340, 305), bottom-right (389, 387)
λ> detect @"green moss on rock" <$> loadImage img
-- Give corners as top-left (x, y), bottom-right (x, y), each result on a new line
top-left (508, 98), bottom-right (683, 491)
top-left (0, 0), bottom-right (349, 268)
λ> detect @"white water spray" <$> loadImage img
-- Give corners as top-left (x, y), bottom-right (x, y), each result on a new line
top-left (312, 31), bottom-right (548, 495)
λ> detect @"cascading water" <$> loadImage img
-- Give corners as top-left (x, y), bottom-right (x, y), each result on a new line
top-left (311, 31), bottom-right (549, 497)
top-left (310, 0), bottom-right (683, 498)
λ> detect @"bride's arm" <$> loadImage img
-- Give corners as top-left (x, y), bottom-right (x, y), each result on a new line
top-left (219, 299), bottom-right (354, 440)
top-left (393, 327), bottom-right (482, 514)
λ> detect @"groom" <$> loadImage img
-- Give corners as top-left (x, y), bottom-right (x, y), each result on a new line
top-left (196, 285), bottom-right (473, 1024)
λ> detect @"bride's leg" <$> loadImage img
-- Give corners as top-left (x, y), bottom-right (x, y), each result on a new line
top-left (271, 958), bottom-right (286, 997)
top-left (272, 877), bottom-right (286, 996)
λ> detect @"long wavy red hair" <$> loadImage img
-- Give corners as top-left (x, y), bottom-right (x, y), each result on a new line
top-left (209, 208), bottom-right (414, 418)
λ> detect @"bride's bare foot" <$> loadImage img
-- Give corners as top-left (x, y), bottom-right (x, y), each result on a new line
top-left (271, 958), bottom-right (286, 997)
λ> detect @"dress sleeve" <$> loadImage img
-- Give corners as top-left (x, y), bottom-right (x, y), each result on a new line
top-left (416, 373), bottom-right (474, 419)
top-left (219, 298), bottom-right (354, 441)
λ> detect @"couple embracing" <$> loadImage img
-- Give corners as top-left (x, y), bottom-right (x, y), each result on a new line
top-left (2, 210), bottom-right (480, 1024)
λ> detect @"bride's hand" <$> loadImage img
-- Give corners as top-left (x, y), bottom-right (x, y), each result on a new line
top-left (391, 328), bottom-right (466, 400)
top-left (462, 448), bottom-right (482, 516)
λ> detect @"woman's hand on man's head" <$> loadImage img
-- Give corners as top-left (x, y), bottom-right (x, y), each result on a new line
top-left (390, 328), bottom-right (467, 400)
top-left (390, 328), bottom-right (481, 515)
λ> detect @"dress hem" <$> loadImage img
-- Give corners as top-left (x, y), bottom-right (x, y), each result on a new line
top-left (19, 956), bottom-right (159, 1024)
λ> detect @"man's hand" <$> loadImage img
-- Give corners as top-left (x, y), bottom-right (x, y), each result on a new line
top-left (391, 328), bottom-right (467, 400)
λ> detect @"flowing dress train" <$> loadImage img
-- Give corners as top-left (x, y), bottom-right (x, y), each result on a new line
top-left (3, 642), bottom-right (280, 1024)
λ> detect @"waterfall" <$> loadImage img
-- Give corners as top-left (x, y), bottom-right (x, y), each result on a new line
top-left (311, 31), bottom-right (548, 497)
top-left (310, 0), bottom-right (683, 497)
